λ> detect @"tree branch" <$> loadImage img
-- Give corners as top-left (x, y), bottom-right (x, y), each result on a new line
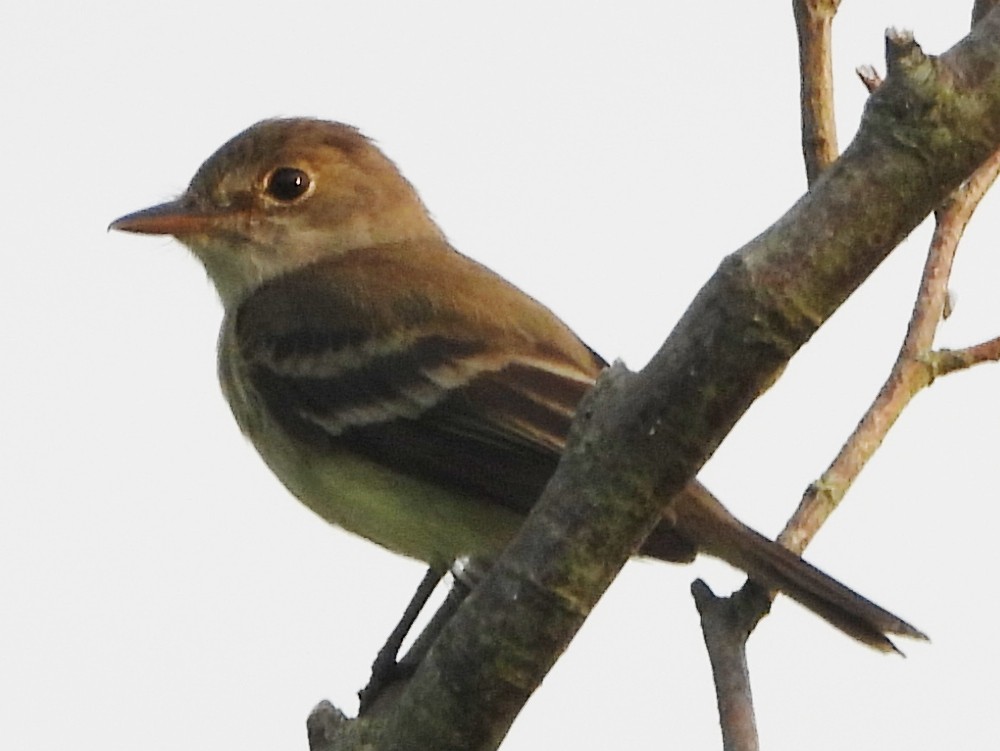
top-left (778, 86), bottom-right (1000, 557)
top-left (695, 3), bottom-right (846, 740)
top-left (707, 16), bottom-right (1000, 745)
top-left (794, 0), bottom-right (841, 184)
top-left (692, 580), bottom-right (768, 751)
top-left (310, 13), bottom-right (1000, 750)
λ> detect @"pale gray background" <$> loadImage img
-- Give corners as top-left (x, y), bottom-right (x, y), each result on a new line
top-left (3, 3), bottom-right (997, 749)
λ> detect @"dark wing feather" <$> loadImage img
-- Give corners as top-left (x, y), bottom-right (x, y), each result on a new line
top-left (234, 242), bottom-right (605, 516)
top-left (340, 363), bottom-right (596, 513)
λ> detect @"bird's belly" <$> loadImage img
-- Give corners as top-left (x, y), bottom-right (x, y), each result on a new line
top-left (255, 434), bottom-right (523, 569)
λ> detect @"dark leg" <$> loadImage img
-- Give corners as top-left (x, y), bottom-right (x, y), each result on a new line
top-left (359, 567), bottom-right (445, 713)
top-left (395, 569), bottom-right (475, 673)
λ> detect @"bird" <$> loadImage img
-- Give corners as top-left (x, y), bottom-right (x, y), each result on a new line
top-left (110, 117), bottom-right (925, 658)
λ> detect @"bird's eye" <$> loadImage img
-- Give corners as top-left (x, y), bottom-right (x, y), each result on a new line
top-left (264, 167), bottom-right (312, 202)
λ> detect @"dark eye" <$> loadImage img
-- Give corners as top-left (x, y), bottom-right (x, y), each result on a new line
top-left (264, 167), bottom-right (311, 202)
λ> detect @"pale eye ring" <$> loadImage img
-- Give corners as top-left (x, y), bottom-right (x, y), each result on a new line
top-left (264, 167), bottom-right (312, 202)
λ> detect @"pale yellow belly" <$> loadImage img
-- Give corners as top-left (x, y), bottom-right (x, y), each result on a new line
top-left (262, 437), bottom-right (525, 569)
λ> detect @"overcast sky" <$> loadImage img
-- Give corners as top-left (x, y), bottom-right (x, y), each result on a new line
top-left (3, 3), bottom-right (998, 749)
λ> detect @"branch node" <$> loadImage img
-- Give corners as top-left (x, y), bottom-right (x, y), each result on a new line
top-left (856, 64), bottom-right (883, 93)
top-left (307, 701), bottom-right (350, 751)
top-left (884, 29), bottom-right (934, 92)
top-left (691, 579), bottom-right (771, 639)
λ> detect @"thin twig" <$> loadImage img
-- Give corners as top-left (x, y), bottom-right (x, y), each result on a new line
top-left (856, 64), bottom-right (883, 93)
top-left (692, 581), bottom-right (766, 751)
top-left (932, 336), bottom-right (1000, 377)
top-left (794, 0), bottom-right (841, 184)
top-left (778, 146), bottom-right (1000, 554)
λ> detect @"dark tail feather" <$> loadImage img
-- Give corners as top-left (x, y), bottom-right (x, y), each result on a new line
top-left (653, 482), bottom-right (927, 653)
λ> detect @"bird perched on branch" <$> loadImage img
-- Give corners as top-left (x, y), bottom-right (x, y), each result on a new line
top-left (111, 118), bottom-right (924, 659)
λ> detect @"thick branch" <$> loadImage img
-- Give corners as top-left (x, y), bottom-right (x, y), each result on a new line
top-left (313, 15), bottom-right (1000, 750)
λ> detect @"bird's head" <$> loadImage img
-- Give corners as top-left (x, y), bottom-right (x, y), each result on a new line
top-left (111, 118), bottom-right (443, 308)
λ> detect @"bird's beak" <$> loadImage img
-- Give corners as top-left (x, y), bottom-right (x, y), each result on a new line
top-left (109, 199), bottom-right (229, 236)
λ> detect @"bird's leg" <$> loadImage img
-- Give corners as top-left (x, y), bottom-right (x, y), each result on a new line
top-left (394, 561), bottom-right (482, 672)
top-left (358, 561), bottom-right (485, 713)
top-left (359, 566), bottom-right (447, 712)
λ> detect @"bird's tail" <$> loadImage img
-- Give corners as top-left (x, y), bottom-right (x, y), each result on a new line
top-left (647, 482), bottom-right (927, 653)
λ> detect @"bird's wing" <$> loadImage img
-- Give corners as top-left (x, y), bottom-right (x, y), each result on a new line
top-left (234, 241), bottom-right (605, 512)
